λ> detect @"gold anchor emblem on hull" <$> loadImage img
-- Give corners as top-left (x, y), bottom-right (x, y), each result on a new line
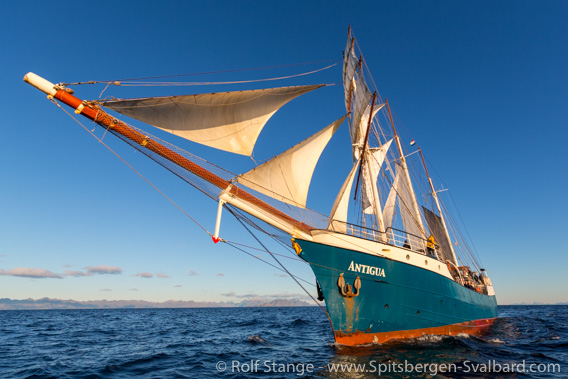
top-left (338, 273), bottom-right (361, 297)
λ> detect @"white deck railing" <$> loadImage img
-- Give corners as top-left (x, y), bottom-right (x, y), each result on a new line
top-left (328, 220), bottom-right (442, 261)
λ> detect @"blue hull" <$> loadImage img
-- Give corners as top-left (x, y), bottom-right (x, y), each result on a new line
top-left (296, 238), bottom-right (497, 345)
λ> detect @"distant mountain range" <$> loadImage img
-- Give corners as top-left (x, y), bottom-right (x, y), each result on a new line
top-left (509, 302), bottom-right (568, 305)
top-left (2, 298), bottom-right (564, 311)
top-left (0, 297), bottom-right (312, 310)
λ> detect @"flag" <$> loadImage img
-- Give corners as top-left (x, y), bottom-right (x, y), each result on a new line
top-left (410, 139), bottom-right (416, 146)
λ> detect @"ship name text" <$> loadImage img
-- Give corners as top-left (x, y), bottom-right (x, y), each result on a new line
top-left (348, 261), bottom-right (386, 277)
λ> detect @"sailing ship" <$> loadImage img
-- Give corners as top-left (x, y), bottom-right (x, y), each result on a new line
top-left (24, 27), bottom-right (497, 346)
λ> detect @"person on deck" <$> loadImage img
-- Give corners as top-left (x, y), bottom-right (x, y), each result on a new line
top-left (426, 235), bottom-right (436, 257)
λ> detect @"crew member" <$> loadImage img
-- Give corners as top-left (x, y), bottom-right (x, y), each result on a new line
top-left (426, 235), bottom-right (436, 257)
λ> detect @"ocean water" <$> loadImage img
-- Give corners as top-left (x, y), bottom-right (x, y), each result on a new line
top-left (0, 305), bottom-right (566, 378)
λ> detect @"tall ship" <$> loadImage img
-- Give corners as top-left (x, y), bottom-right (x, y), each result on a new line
top-left (24, 27), bottom-right (497, 346)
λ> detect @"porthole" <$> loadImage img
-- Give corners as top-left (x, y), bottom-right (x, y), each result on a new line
top-left (416, 310), bottom-right (420, 316)
top-left (425, 260), bottom-right (428, 265)
top-left (406, 255), bottom-right (410, 260)
top-left (384, 304), bottom-right (388, 309)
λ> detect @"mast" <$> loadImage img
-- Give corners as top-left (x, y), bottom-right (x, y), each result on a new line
top-left (385, 98), bottom-right (426, 238)
top-left (24, 73), bottom-right (313, 240)
top-left (418, 147), bottom-right (459, 264)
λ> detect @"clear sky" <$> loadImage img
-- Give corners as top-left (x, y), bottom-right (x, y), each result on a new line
top-left (1, 1), bottom-right (567, 305)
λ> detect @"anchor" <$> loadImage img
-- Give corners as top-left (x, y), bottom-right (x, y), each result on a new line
top-left (337, 273), bottom-right (361, 297)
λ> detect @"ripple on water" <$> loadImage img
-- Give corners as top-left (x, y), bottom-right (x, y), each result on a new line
top-left (0, 306), bottom-right (566, 378)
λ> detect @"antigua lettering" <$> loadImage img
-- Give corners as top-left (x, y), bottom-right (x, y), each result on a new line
top-left (348, 261), bottom-right (386, 277)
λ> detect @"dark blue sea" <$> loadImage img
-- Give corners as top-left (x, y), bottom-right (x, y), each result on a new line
top-left (1, 305), bottom-right (566, 378)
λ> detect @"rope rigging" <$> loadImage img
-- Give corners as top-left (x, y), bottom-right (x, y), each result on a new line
top-left (349, 33), bottom-right (481, 271)
top-left (52, 98), bottom-right (213, 237)
top-left (225, 206), bottom-right (329, 316)
top-left (46, 38), bottom-right (485, 317)
top-left (51, 94), bottom-right (474, 308)
top-left (52, 97), bottom-right (327, 309)
top-left (61, 59), bottom-right (340, 87)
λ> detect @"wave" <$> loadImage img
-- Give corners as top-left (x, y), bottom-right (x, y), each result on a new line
top-left (247, 334), bottom-right (271, 345)
top-left (2, 306), bottom-right (567, 378)
top-left (291, 318), bottom-right (308, 326)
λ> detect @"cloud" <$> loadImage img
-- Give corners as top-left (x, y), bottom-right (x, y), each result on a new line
top-left (135, 272), bottom-right (153, 279)
top-left (85, 265), bottom-right (122, 275)
top-left (157, 273), bottom-right (170, 278)
top-left (99, 289), bottom-right (112, 292)
top-left (64, 270), bottom-right (91, 277)
top-left (216, 273), bottom-right (224, 277)
top-left (174, 285), bottom-right (182, 288)
top-left (62, 264), bottom-right (72, 268)
top-left (265, 293), bottom-right (306, 299)
top-left (221, 291), bottom-right (306, 299)
top-left (129, 288), bottom-right (139, 291)
top-left (221, 292), bottom-right (258, 298)
top-left (274, 273), bottom-right (287, 277)
top-left (0, 267), bottom-right (62, 279)
top-left (188, 270), bottom-right (198, 276)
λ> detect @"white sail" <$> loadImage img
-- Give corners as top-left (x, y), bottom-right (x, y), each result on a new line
top-left (236, 115), bottom-right (346, 208)
top-left (102, 85), bottom-right (323, 156)
top-left (383, 171), bottom-right (400, 230)
top-left (361, 140), bottom-right (393, 214)
top-left (351, 74), bottom-right (372, 141)
top-left (353, 104), bottom-right (384, 157)
top-left (396, 162), bottom-right (425, 250)
top-left (328, 159), bottom-right (360, 233)
top-left (361, 159), bottom-right (376, 215)
top-left (343, 36), bottom-right (358, 111)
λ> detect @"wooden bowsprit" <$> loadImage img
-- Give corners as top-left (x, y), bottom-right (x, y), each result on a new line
top-left (24, 72), bottom-right (314, 241)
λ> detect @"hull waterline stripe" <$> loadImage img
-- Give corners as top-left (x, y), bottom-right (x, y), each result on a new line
top-left (334, 317), bottom-right (497, 346)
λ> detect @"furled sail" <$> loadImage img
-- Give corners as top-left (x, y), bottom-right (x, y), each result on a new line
top-left (423, 207), bottom-right (456, 265)
top-left (102, 85), bottom-right (324, 156)
top-left (236, 115), bottom-right (347, 208)
top-left (328, 159), bottom-right (360, 233)
top-left (361, 139), bottom-right (393, 214)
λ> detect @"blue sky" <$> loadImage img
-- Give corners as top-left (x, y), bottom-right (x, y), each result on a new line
top-left (1, 1), bottom-right (567, 305)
